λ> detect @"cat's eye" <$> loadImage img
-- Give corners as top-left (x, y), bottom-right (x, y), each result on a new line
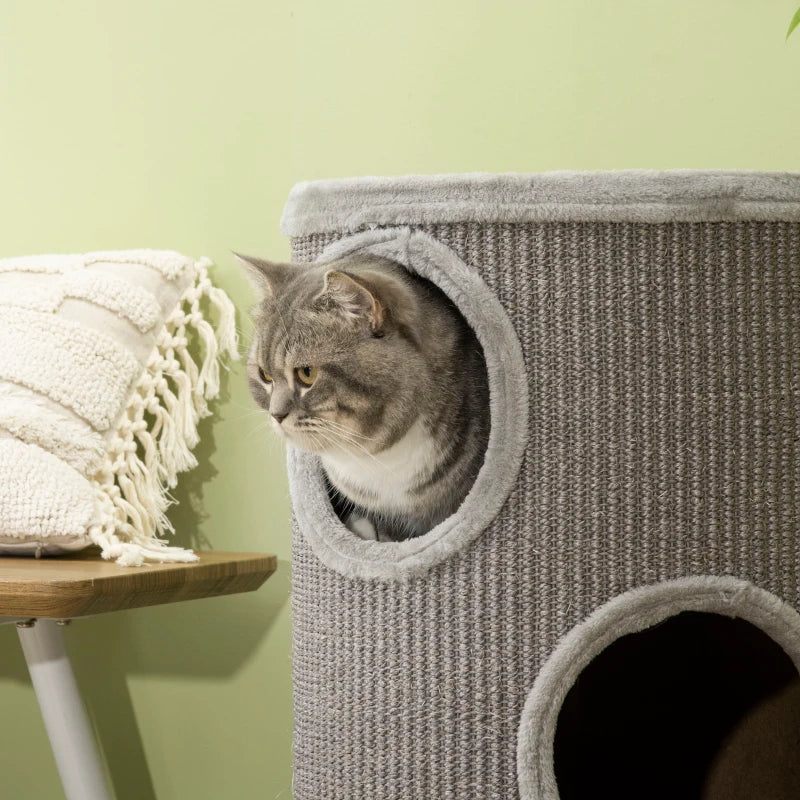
top-left (296, 366), bottom-right (318, 386)
top-left (258, 366), bottom-right (272, 383)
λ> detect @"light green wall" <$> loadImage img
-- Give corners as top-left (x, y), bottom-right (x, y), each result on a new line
top-left (0, 2), bottom-right (797, 798)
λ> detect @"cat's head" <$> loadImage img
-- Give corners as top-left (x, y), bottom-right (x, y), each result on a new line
top-left (238, 253), bottom-right (431, 456)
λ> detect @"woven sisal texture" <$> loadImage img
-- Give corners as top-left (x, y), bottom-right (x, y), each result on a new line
top-left (290, 221), bottom-right (800, 800)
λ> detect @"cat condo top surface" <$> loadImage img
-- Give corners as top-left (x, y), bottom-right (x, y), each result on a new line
top-left (284, 168), bottom-right (800, 800)
top-left (281, 170), bottom-right (800, 236)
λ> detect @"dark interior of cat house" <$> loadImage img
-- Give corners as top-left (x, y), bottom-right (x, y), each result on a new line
top-left (553, 611), bottom-right (800, 800)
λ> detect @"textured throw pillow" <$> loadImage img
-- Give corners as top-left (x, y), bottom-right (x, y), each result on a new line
top-left (0, 250), bottom-right (237, 565)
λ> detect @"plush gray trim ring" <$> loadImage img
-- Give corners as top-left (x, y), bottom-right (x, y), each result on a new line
top-left (287, 227), bottom-right (529, 582)
top-left (516, 576), bottom-right (800, 800)
top-left (280, 170), bottom-right (800, 236)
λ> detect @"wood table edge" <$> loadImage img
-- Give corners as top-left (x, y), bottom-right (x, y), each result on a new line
top-left (0, 551), bottom-right (278, 619)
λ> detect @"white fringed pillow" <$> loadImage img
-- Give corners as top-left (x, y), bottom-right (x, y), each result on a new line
top-left (0, 250), bottom-right (237, 565)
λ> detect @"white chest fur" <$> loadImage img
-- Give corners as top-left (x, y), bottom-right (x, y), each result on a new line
top-left (320, 418), bottom-right (437, 514)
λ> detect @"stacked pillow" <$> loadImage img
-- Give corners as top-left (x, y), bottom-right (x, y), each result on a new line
top-left (0, 250), bottom-right (237, 565)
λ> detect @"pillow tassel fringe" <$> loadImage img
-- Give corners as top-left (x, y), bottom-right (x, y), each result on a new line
top-left (88, 258), bottom-right (238, 566)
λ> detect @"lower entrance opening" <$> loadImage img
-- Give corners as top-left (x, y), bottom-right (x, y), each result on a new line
top-left (553, 611), bottom-right (800, 800)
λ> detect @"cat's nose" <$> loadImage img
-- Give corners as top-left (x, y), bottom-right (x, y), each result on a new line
top-left (271, 411), bottom-right (288, 424)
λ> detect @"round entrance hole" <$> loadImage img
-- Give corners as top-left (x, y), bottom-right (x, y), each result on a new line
top-left (553, 611), bottom-right (800, 800)
top-left (287, 227), bottom-right (528, 581)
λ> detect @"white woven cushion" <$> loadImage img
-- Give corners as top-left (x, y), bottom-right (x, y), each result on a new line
top-left (0, 250), bottom-right (237, 565)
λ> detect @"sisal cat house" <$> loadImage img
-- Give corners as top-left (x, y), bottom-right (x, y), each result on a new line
top-left (279, 171), bottom-right (800, 800)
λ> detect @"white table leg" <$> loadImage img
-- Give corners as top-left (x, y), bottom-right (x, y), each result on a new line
top-left (16, 619), bottom-right (112, 800)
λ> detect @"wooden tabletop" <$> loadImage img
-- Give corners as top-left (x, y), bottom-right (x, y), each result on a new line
top-left (0, 549), bottom-right (277, 619)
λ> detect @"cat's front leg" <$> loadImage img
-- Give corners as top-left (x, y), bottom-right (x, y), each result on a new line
top-left (345, 513), bottom-right (378, 541)
top-left (345, 514), bottom-right (394, 542)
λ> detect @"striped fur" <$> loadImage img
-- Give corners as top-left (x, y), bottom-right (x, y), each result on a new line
top-left (242, 253), bottom-right (489, 540)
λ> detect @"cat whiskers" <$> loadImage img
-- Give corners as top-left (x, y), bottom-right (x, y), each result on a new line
top-left (229, 405), bottom-right (272, 422)
top-left (303, 427), bottom-right (342, 455)
top-left (314, 417), bottom-right (378, 442)
top-left (304, 430), bottom-right (326, 453)
top-left (311, 420), bottom-right (390, 470)
top-left (292, 420), bottom-right (335, 455)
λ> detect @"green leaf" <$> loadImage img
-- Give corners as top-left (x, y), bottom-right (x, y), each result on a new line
top-left (788, 7), bottom-right (800, 39)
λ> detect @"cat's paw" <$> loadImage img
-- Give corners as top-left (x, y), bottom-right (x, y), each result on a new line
top-left (345, 515), bottom-right (396, 542)
top-left (346, 515), bottom-right (378, 541)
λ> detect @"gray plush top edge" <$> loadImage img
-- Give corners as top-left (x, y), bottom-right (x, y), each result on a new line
top-left (281, 170), bottom-right (800, 236)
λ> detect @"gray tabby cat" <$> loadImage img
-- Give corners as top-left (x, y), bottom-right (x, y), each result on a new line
top-left (238, 252), bottom-right (489, 541)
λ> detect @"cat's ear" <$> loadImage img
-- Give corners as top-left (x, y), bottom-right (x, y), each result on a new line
top-left (317, 270), bottom-right (384, 330)
top-left (233, 253), bottom-right (291, 300)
